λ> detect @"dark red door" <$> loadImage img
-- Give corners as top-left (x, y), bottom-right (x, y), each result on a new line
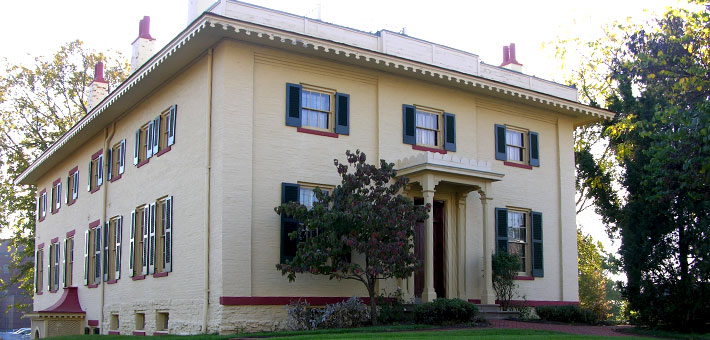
top-left (433, 201), bottom-right (446, 298)
top-left (414, 220), bottom-right (425, 298)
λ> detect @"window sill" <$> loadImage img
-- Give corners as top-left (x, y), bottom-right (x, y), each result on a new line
top-left (514, 275), bottom-right (535, 280)
top-left (153, 272), bottom-right (169, 278)
top-left (136, 159), bottom-right (150, 168)
top-left (412, 145), bottom-right (447, 154)
top-left (132, 331), bottom-right (146, 336)
top-left (36, 292), bottom-right (43, 295)
top-left (154, 331), bottom-right (169, 336)
top-left (108, 331), bottom-right (120, 335)
top-left (66, 229), bottom-right (75, 237)
top-left (90, 186), bottom-right (101, 194)
top-left (87, 284), bottom-right (99, 288)
top-left (109, 174), bottom-right (122, 183)
top-left (132, 275), bottom-right (146, 281)
top-left (49, 289), bottom-right (58, 293)
top-left (38, 217), bottom-right (45, 223)
top-left (51, 237), bottom-right (59, 243)
top-left (106, 279), bottom-right (118, 284)
top-left (297, 127), bottom-right (339, 138)
top-left (504, 161), bottom-right (533, 170)
top-left (67, 199), bottom-right (76, 206)
top-left (37, 242), bottom-right (44, 249)
top-left (51, 208), bottom-right (60, 215)
top-left (155, 146), bottom-right (172, 157)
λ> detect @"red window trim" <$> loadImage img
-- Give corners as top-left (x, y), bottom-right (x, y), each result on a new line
top-left (154, 331), bottom-right (169, 336)
top-left (68, 166), bottom-right (79, 175)
top-left (89, 220), bottom-right (101, 229)
top-left (132, 275), bottom-right (146, 281)
top-left (514, 275), bottom-right (535, 280)
top-left (49, 289), bottom-right (58, 293)
top-left (67, 199), bottom-right (76, 207)
top-left (108, 331), bottom-right (120, 335)
top-left (51, 178), bottom-right (62, 214)
top-left (38, 189), bottom-right (47, 222)
top-left (88, 319), bottom-right (99, 326)
top-left (87, 284), bottom-right (99, 289)
top-left (91, 149), bottom-right (103, 160)
top-left (109, 174), bottom-right (122, 183)
top-left (153, 272), bottom-right (169, 278)
top-left (90, 186), bottom-right (101, 194)
top-left (132, 331), bottom-right (146, 336)
top-left (106, 279), bottom-right (118, 284)
top-left (66, 229), bottom-right (76, 238)
top-left (37, 243), bottom-right (45, 249)
top-left (297, 127), bottom-right (339, 138)
top-left (51, 237), bottom-right (59, 244)
top-left (36, 291), bottom-right (43, 295)
top-left (412, 145), bottom-right (447, 154)
top-left (504, 161), bottom-right (533, 170)
top-left (155, 146), bottom-right (171, 157)
top-left (67, 166), bottom-right (79, 206)
top-left (136, 159), bottom-right (150, 168)
top-left (219, 296), bottom-right (375, 306)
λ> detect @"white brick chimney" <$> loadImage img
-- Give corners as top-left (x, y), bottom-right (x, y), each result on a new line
top-left (500, 43), bottom-right (523, 73)
top-left (88, 62), bottom-right (108, 110)
top-left (187, 0), bottom-right (215, 24)
top-left (130, 16), bottom-right (156, 72)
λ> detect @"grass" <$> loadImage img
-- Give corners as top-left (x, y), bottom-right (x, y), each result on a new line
top-left (617, 327), bottom-right (710, 340)
top-left (48, 327), bottom-right (657, 339)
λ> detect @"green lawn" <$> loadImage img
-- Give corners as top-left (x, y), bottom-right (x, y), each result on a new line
top-left (48, 327), bottom-right (656, 340)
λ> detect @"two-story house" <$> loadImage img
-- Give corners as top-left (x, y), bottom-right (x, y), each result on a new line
top-left (16, 0), bottom-right (613, 337)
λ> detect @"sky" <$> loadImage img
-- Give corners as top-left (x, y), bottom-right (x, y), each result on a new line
top-left (0, 0), bottom-right (697, 257)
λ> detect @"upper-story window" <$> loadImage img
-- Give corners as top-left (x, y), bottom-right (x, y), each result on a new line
top-left (495, 124), bottom-right (540, 168)
top-left (285, 83), bottom-right (350, 136)
top-left (130, 205), bottom-right (148, 278)
top-left (108, 140), bottom-right (126, 181)
top-left (51, 179), bottom-right (61, 214)
top-left (38, 189), bottom-right (47, 222)
top-left (66, 168), bottom-right (79, 206)
top-left (34, 246), bottom-right (44, 294)
top-left (84, 221), bottom-right (102, 287)
top-left (495, 207), bottom-right (544, 278)
top-left (402, 104), bottom-right (456, 152)
top-left (134, 105), bottom-right (177, 166)
top-left (88, 150), bottom-right (104, 193)
top-left (48, 241), bottom-right (60, 292)
top-left (154, 196), bottom-right (173, 275)
top-left (103, 216), bottom-right (123, 283)
top-left (63, 236), bottom-right (74, 287)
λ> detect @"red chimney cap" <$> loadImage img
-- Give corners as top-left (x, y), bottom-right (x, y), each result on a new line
top-left (138, 16), bottom-right (155, 40)
top-left (93, 62), bottom-right (107, 84)
top-left (500, 43), bottom-right (523, 67)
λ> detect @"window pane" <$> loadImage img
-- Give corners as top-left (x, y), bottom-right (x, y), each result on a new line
top-left (507, 146), bottom-right (522, 161)
top-left (321, 94), bottom-right (329, 111)
top-left (302, 90), bottom-right (309, 109)
top-left (318, 112), bottom-right (327, 129)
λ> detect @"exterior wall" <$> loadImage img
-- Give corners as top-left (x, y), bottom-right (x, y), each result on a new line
top-left (0, 239), bottom-right (31, 330)
top-left (32, 55), bottom-right (211, 335)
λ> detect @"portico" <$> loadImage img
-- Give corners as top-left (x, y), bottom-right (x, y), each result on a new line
top-left (396, 152), bottom-right (503, 304)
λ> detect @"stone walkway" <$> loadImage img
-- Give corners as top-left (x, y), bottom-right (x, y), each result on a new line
top-left (489, 319), bottom-right (633, 337)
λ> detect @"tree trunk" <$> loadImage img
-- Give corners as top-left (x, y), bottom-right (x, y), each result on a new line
top-left (368, 280), bottom-right (377, 326)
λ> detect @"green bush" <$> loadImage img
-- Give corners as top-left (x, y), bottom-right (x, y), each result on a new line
top-left (535, 305), bottom-right (599, 324)
top-left (377, 289), bottom-right (406, 324)
top-left (492, 252), bottom-right (521, 310)
top-left (414, 298), bottom-right (477, 325)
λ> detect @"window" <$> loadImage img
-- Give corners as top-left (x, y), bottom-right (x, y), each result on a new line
top-left (402, 105), bottom-right (456, 152)
top-left (103, 216), bottom-right (123, 282)
top-left (130, 205), bottom-right (148, 277)
top-left (156, 312), bottom-right (169, 332)
top-left (154, 196), bottom-right (173, 275)
top-left (280, 183), bottom-right (332, 262)
top-left (66, 168), bottom-right (79, 205)
top-left (48, 241), bottom-right (60, 292)
top-left (110, 314), bottom-right (119, 331)
top-left (88, 150), bottom-right (104, 193)
top-left (35, 247), bottom-right (44, 293)
top-left (134, 106), bottom-right (177, 166)
top-left (135, 124), bottom-right (150, 166)
top-left (63, 237), bottom-right (74, 287)
top-left (135, 312), bottom-right (145, 331)
top-left (285, 83), bottom-right (350, 135)
top-left (108, 140), bottom-right (126, 181)
top-left (84, 222), bottom-right (102, 286)
top-left (494, 124), bottom-right (540, 167)
top-left (38, 189), bottom-right (47, 222)
top-left (51, 179), bottom-right (62, 214)
top-left (495, 207), bottom-right (544, 277)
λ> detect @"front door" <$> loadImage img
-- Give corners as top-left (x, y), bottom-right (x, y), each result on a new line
top-left (414, 200), bottom-right (446, 299)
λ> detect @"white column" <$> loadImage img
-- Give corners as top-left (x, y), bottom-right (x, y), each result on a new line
top-left (480, 194), bottom-right (496, 304)
top-left (421, 176), bottom-right (437, 302)
top-left (457, 193), bottom-right (468, 299)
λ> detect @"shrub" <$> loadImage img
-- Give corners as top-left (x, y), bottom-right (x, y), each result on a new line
top-left (319, 297), bottom-right (370, 329)
top-left (285, 300), bottom-right (321, 330)
top-left (414, 298), bottom-right (477, 325)
top-left (377, 289), bottom-right (406, 324)
top-left (492, 251), bottom-right (521, 311)
top-left (535, 305), bottom-right (598, 324)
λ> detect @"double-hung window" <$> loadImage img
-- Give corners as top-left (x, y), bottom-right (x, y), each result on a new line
top-left (154, 196), bottom-right (173, 275)
top-left (48, 241), bottom-right (60, 292)
top-left (285, 83), bottom-right (350, 136)
top-left (130, 205), bottom-right (148, 277)
top-left (103, 216), bottom-right (123, 282)
top-left (51, 179), bottom-right (62, 214)
top-left (402, 105), bottom-right (456, 152)
top-left (134, 105), bottom-right (177, 166)
top-left (35, 246), bottom-right (44, 294)
top-left (66, 168), bottom-right (79, 205)
top-left (280, 183), bottom-right (332, 262)
top-left (108, 140), bottom-right (126, 181)
top-left (129, 197), bottom-right (173, 278)
top-left (88, 150), bottom-right (104, 193)
top-left (495, 124), bottom-right (540, 167)
top-left (63, 236), bottom-right (74, 287)
top-left (495, 207), bottom-right (544, 277)
top-left (84, 222), bottom-right (102, 286)
top-left (38, 189), bottom-right (47, 222)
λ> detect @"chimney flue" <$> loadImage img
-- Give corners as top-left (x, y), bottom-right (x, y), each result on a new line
top-left (88, 62), bottom-right (108, 110)
top-left (131, 16), bottom-right (156, 72)
top-left (500, 43), bottom-right (523, 72)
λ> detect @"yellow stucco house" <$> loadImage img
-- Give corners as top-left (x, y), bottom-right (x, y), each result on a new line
top-left (16, 0), bottom-right (613, 337)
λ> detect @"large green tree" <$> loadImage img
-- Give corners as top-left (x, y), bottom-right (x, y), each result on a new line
top-left (275, 150), bottom-right (429, 325)
top-left (577, 229), bottom-right (610, 321)
top-left (0, 40), bottom-right (128, 310)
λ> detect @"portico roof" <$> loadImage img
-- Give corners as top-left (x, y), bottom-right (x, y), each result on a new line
top-left (396, 152), bottom-right (503, 189)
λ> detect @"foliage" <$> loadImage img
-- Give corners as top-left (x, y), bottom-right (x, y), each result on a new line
top-left (535, 305), bottom-right (599, 325)
top-left (577, 229), bottom-right (610, 321)
top-left (413, 298), bottom-right (477, 325)
top-left (275, 150), bottom-right (430, 325)
top-left (285, 298), bottom-right (371, 331)
top-left (0, 40), bottom-right (128, 311)
top-left (491, 251), bottom-right (520, 311)
top-left (376, 289), bottom-right (406, 324)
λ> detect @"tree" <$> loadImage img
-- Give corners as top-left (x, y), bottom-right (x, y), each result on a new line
top-left (577, 229), bottom-right (610, 321)
top-left (275, 150), bottom-right (429, 325)
top-left (0, 40), bottom-right (128, 311)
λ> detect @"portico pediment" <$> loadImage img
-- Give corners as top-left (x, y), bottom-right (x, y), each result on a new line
top-left (396, 152), bottom-right (503, 190)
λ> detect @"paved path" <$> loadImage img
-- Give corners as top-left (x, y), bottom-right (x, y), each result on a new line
top-left (489, 319), bottom-right (632, 337)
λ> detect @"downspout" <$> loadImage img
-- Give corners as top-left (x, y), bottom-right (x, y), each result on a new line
top-left (202, 48), bottom-right (214, 333)
top-left (101, 122), bottom-right (116, 333)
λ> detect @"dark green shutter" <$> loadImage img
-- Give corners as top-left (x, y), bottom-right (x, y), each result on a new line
top-left (529, 131), bottom-right (540, 167)
top-left (87, 160), bottom-right (92, 191)
top-left (334, 92), bottom-right (350, 135)
top-left (495, 207), bottom-right (508, 253)
top-left (134, 129), bottom-right (140, 165)
top-left (167, 105), bottom-right (177, 146)
top-left (443, 112), bottom-right (456, 151)
top-left (107, 148), bottom-right (113, 181)
top-left (281, 183), bottom-right (300, 263)
top-left (495, 124), bottom-right (507, 161)
top-left (285, 83), bottom-right (302, 127)
top-left (531, 211), bottom-right (544, 277)
top-left (402, 104), bottom-right (416, 145)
